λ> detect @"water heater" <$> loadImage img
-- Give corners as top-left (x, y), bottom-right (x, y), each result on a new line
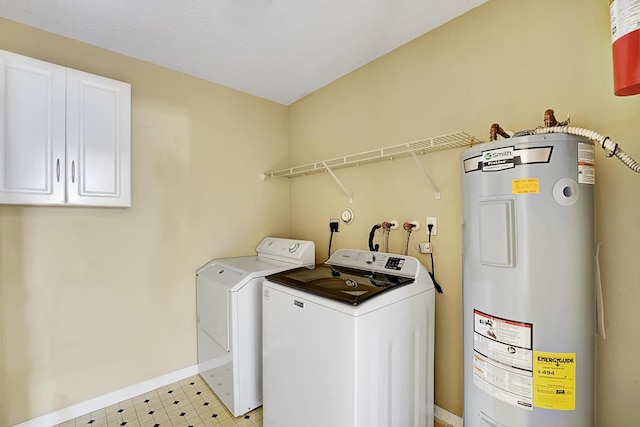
top-left (461, 133), bottom-right (595, 427)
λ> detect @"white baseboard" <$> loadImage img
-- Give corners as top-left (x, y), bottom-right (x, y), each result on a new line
top-left (13, 364), bottom-right (198, 427)
top-left (435, 404), bottom-right (463, 427)
top-left (15, 366), bottom-right (461, 427)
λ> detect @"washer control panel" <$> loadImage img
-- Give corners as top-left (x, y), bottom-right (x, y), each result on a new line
top-left (327, 249), bottom-right (420, 278)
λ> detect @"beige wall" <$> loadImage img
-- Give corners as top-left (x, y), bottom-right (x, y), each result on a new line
top-left (288, 0), bottom-right (640, 425)
top-left (0, 19), bottom-right (292, 425)
top-left (2, 0), bottom-right (640, 425)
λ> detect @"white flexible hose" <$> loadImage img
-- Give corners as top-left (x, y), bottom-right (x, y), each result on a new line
top-left (533, 126), bottom-right (640, 173)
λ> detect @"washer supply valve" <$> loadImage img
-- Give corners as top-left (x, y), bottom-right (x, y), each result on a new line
top-left (402, 221), bottom-right (420, 255)
top-left (379, 220), bottom-right (398, 253)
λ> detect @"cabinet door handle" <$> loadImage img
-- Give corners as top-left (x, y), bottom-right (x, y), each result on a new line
top-left (72, 160), bottom-right (75, 183)
top-left (56, 159), bottom-right (61, 182)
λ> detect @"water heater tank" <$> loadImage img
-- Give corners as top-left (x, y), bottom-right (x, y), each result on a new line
top-left (461, 133), bottom-right (595, 427)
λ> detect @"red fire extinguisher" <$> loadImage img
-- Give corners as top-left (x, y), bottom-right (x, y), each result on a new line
top-left (610, 0), bottom-right (640, 96)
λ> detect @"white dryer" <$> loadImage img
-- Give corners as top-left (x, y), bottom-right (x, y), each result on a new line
top-left (196, 237), bottom-right (315, 416)
top-left (262, 249), bottom-right (436, 427)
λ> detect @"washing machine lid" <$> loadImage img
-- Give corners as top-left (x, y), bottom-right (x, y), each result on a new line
top-left (265, 264), bottom-right (414, 306)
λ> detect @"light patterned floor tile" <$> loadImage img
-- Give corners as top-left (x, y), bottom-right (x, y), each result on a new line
top-left (55, 373), bottom-right (454, 427)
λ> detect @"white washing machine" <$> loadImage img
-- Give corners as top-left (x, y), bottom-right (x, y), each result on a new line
top-left (262, 249), bottom-right (435, 427)
top-left (196, 237), bottom-right (315, 417)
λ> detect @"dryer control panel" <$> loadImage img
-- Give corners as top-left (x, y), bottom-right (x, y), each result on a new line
top-left (256, 237), bottom-right (315, 265)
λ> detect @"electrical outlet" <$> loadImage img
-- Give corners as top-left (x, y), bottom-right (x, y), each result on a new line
top-left (426, 216), bottom-right (437, 236)
top-left (330, 218), bottom-right (340, 232)
top-left (415, 242), bottom-right (432, 253)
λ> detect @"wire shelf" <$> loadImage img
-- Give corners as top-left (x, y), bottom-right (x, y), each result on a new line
top-left (261, 131), bottom-right (482, 179)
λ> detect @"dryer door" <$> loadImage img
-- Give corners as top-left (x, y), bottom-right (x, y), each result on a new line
top-left (197, 263), bottom-right (244, 351)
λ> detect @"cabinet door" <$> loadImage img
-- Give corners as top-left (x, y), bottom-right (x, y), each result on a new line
top-left (66, 69), bottom-right (131, 207)
top-left (0, 50), bottom-right (66, 204)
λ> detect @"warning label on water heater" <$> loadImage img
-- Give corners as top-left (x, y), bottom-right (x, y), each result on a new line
top-left (472, 310), bottom-right (534, 411)
top-left (512, 178), bottom-right (540, 194)
top-left (578, 142), bottom-right (595, 185)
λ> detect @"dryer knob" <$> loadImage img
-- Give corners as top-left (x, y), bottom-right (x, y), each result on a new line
top-left (289, 243), bottom-right (300, 253)
top-left (363, 253), bottom-right (376, 264)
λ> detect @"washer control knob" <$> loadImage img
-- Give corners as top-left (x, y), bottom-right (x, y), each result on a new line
top-left (288, 243), bottom-right (300, 253)
top-left (363, 253), bottom-right (376, 264)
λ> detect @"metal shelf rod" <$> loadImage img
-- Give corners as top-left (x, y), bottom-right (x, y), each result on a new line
top-left (322, 162), bottom-right (353, 203)
top-left (410, 150), bottom-right (441, 199)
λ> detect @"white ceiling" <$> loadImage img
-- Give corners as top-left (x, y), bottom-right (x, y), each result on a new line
top-left (0, 0), bottom-right (487, 105)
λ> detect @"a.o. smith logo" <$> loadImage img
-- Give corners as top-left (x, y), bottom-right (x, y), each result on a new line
top-left (463, 146), bottom-right (553, 173)
top-left (484, 148), bottom-right (513, 161)
top-left (482, 147), bottom-right (515, 171)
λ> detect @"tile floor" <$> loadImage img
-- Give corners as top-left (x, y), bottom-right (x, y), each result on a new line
top-left (56, 374), bottom-right (452, 427)
top-left (55, 375), bottom-right (261, 427)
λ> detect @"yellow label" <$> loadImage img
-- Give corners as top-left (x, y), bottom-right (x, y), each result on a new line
top-left (512, 178), bottom-right (539, 194)
top-left (534, 351), bottom-right (576, 410)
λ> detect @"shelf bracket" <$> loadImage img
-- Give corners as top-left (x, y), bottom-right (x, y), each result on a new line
top-left (322, 162), bottom-right (353, 203)
top-left (409, 149), bottom-right (441, 199)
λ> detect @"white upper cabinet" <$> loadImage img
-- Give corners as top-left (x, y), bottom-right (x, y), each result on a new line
top-left (66, 68), bottom-right (131, 206)
top-left (0, 50), bottom-right (66, 204)
top-left (0, 50), bottom-right (131, 207)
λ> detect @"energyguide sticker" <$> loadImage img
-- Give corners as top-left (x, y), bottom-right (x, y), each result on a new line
top-left (534, 351), bottom-right (577, 410)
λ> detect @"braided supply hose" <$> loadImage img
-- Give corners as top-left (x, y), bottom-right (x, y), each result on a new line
top-left (380, 221), bottom-right (392, 253)
top-left (533, 126), bottom-right (640, 173)
top-left (402, 222), bottom-right (415, 256)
